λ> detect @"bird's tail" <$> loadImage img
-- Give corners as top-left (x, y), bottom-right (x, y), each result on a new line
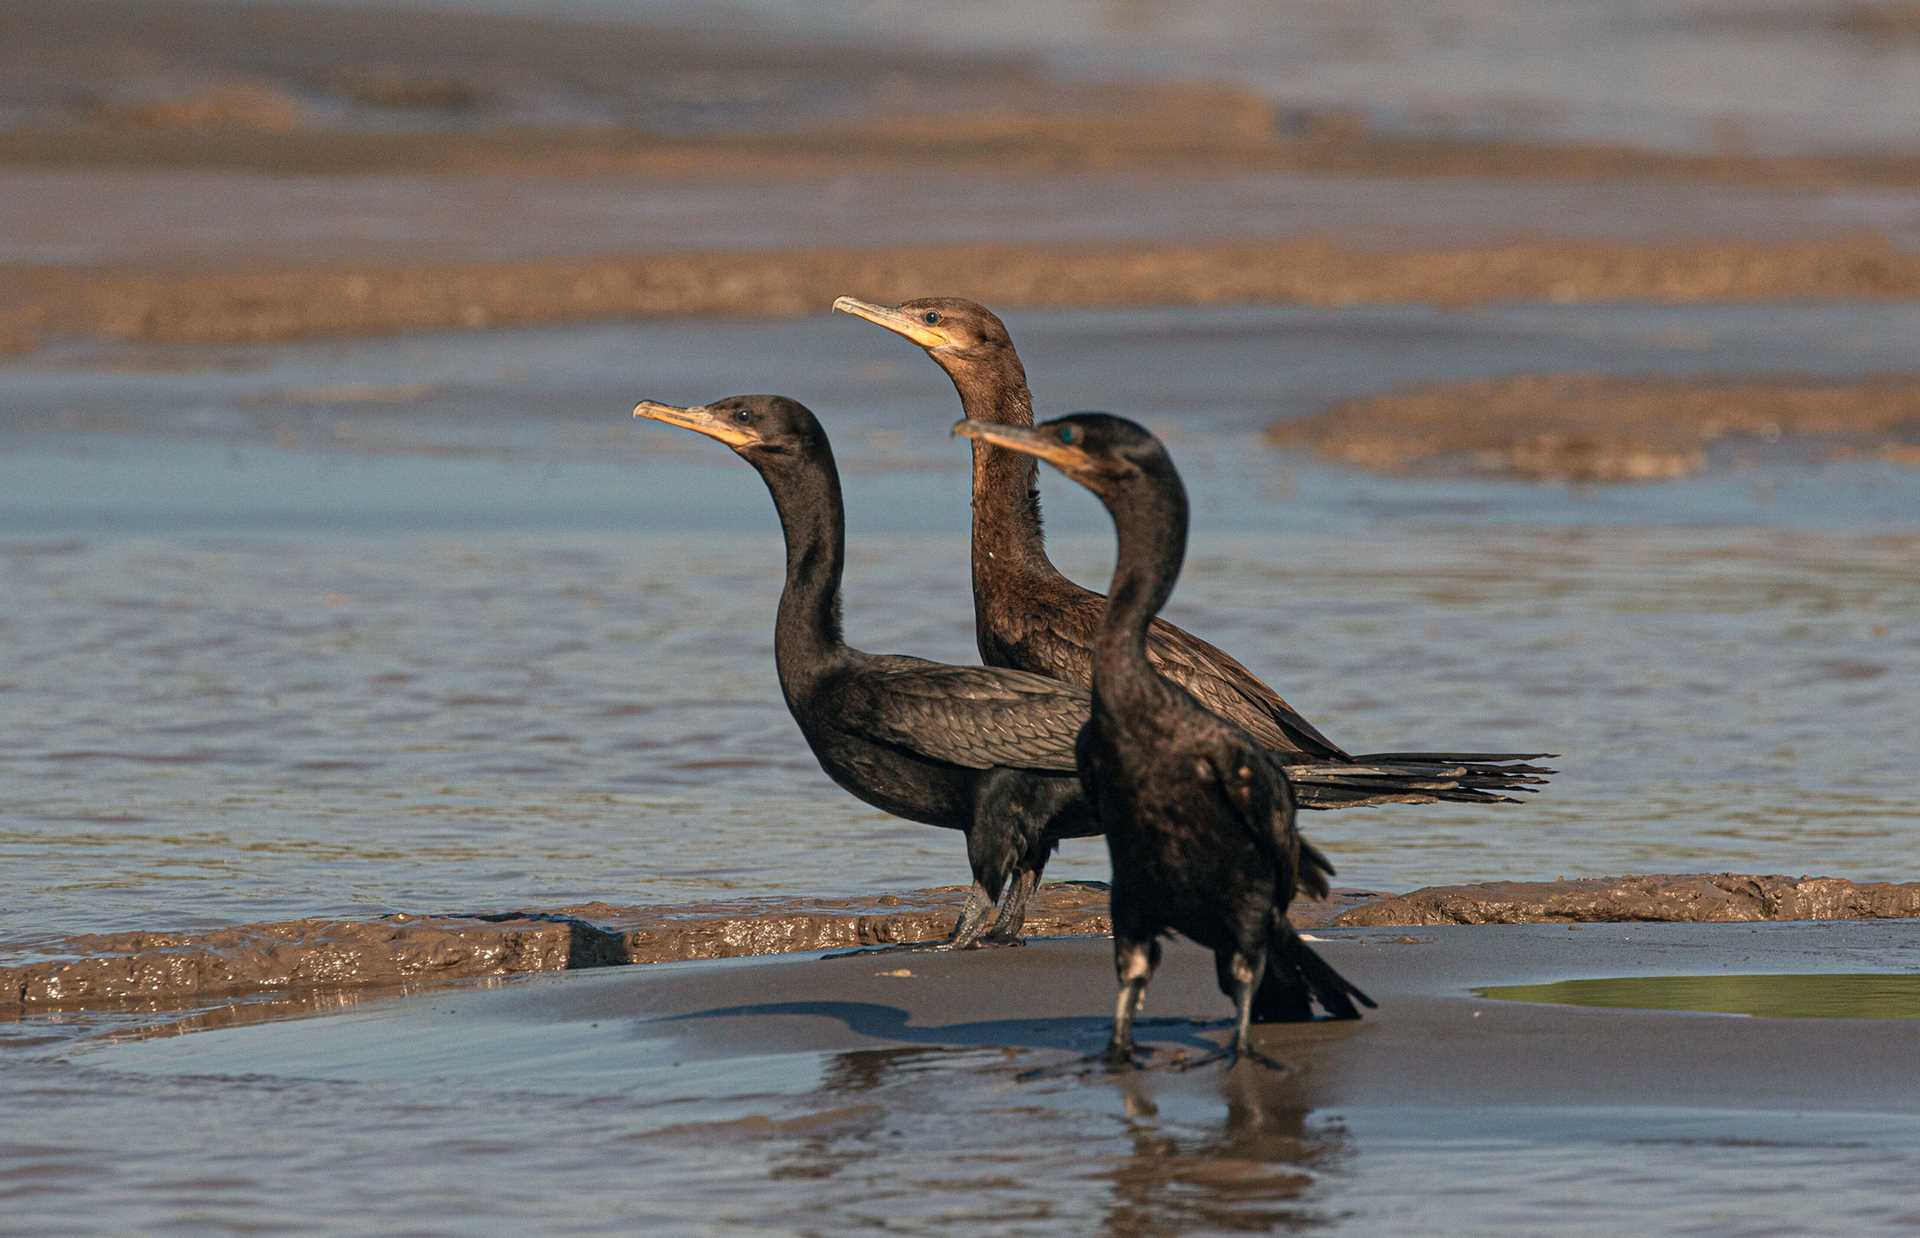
top-left (1284, 752), bottom-right (1557, 810)
top-left (1255, 918), bottom-right (1377, 1022)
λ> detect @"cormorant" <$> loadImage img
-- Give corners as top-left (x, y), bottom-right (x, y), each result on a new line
top-left (834, 295), bottom-right (1554, 807)
top-left (955, 411), bottom-right (1375, 1069)
top-left (631, 394), bottom-right (1097, 949)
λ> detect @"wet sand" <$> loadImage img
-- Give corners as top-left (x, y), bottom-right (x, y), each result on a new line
top-left (44, 922), bottom-right (1918, 1233)
top-left (1270, 372), bottom-right (1920, 482)
top-left (98, 920), bottom-right (1914, 1110)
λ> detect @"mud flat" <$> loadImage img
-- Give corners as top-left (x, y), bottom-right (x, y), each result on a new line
top-left (95, 919), bottom-right (1920, 1107)
top-left (1269, 372), bottom-right (1920, 482)
top-left (10, 236), bottom-right (1920, 354)
top-left (9, 873), bottom-right (1920, 1020)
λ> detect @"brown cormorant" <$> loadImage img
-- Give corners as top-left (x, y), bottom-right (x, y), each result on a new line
top-left (834, 295), bottom-right (1554, 807)
top-left (956, 411), bottom-right (1375, 1069)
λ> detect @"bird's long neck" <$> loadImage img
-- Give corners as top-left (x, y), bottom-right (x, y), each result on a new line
top-left (756, 450), bottom-right (848, 698)
top-left (944, 354), bottom-right (1055, 580)
top-left (1092, 469), bottom-right (1188, 702)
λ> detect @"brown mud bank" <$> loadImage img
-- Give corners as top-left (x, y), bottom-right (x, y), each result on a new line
top-left (7, 873), bottom-right (1918, 1017)
top-left (1269, 372), bottom-right (1920, 482)
top-left (8, 236), bottom-right (1920, 354)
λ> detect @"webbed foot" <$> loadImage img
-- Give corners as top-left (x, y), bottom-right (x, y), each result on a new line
top-left (1015, 1043), bottom-right (1156, 1082)
top-left (1173, 1041), bottom-right (1289, 1073)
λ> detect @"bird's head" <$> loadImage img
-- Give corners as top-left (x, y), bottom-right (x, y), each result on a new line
top-left (951, 412), bottom-right (1172, 499)
top-left (631, 394), bottom-right (826, 465)
top-left (832, 295), bottom-right (1014, 367)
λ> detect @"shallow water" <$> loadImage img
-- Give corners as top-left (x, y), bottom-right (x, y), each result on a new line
top-left (4, 302), bottom-right (1918, 951)
top-left (1479, 972), bottom-right (1920, 1018)
top-left (13, 1043), bottom-right (1914, 1236)
top-left (11, 166), bottom-right (1920, 268)
top-left (7, 1016), bottom-right (1906, 1236)
top-left (3, 301), bottom-right (1918, 1231)
top-left (9, 927), bottom-right (1920, 1237)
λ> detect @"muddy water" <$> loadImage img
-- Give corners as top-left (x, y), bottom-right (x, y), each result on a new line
top-left (2, 301), bottom-right (1918, 1231)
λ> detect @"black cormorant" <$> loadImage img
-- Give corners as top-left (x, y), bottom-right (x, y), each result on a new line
top-left (834, 295), bottom-right (1554, 807)
top-left (955, 411), bottom-right (1375, 1069)
top-left (631, 394), bottom-right (1097, 948)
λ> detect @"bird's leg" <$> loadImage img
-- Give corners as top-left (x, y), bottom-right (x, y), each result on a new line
top-left (818, 882), bottom-right (995, 958)
top-left (1104, 938), bottom-right (1157, 1070)
top-left (944, 880), bottom-right (997, 949)
top-left (1180, 952), bottom-right (1289, 1072)
top-left (979, 868), bottom-right (1037, 945)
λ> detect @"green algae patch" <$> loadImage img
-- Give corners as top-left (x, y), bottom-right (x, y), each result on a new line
top-left (1475, 973), bottom-right (1920, 1020)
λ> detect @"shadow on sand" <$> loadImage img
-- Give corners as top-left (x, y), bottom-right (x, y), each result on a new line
top-left (647, 999), bottom-right (1226, 1057)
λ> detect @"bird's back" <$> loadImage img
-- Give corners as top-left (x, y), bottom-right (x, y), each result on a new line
top-left (980, 566), bottom-right (1349, 762)
top-left (1083, 672), bottom-right (1298, 952)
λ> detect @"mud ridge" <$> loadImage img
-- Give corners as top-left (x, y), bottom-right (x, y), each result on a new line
top-left (7, 874), bottom-right (1919, 1016)
top-left (8, 236), bottom-right (1920, 354)
top-left (1268, 372), bottom-right (1920, 482)
top-left (1338, 873), bottom-right (1920, 926)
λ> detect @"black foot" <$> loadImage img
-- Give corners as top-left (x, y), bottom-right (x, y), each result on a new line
top-left (1173, 1041), bottom-right (1289, 1073)
top-left (1016, 1044), bottom-right (1157, 1082)
top-left (976, 932), bottom-right (1027, 948)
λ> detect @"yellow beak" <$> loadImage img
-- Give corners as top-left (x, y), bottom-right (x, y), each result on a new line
top-left (832, 296), bottom-right (951, 349)
top-left (951, 418), bottom-right (1093, 475)
top-left (632, 400), bottom-right (756, 448)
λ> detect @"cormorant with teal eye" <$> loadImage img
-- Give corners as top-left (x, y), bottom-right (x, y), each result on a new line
top-left (955, 411), bottom-right (1374, 1069)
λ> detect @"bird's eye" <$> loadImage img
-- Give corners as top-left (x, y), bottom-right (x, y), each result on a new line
top-left (922, 311), bottom-right (941, 326)
top-left (1058, 425), bottom-right (1080, 445)
top-left (733, 408), bottom-right (752, 424)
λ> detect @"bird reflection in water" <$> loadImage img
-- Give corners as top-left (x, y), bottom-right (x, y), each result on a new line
top-left (754, 1042), bottom-right (1339, 1233)
top-left (1096, 1068), bottom-right (1337, 1235)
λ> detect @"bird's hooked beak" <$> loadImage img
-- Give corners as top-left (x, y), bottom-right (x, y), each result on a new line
top-left (832, 296), bottom-right (950, 349)
top-left (632, 400), bottom-right (756, 448)
top-left (952, 418), bottom-right (1097, 482)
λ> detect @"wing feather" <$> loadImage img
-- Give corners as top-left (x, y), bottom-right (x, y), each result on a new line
top-left (826, 656), bottom-right (1087, 773)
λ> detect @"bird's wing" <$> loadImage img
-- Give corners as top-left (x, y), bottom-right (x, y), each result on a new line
top-left (1208, 742), bottom-right (1324, 897)
top-left (1144, 617), bottom-right (1349, 761)
top-left (1006, 584), bottom-right (1348, 762)
top-left (826, 656), bottom-right (1087, 773)
top-left (1207, 742), bottom-right (1286, 863)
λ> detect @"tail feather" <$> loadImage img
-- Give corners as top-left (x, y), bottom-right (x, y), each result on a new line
top-left (1284, 751), bottom-right (1557, 811)
top-left (1263, 921), bottom-right (1376, 1021)
top-left (1249, 921), bottom-right (1376, 1022)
